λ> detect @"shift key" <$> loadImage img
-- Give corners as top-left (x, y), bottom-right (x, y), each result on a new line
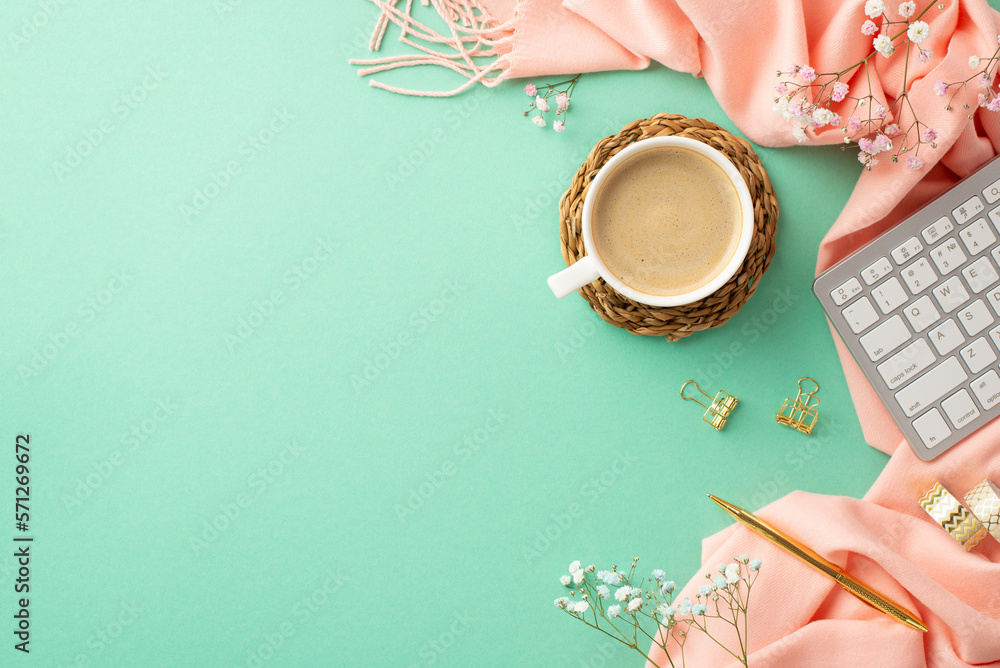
top-left (895, 357), bottom-right (968, 417)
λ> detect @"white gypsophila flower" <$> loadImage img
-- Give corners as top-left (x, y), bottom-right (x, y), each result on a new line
top-left (725, 563), bottom-right (740, 584)
top-left (560, 575), bottom-right (572, 587)
top-left (573, 601), bottom-right (589, 613)
top-left (585, 564), bottom-right (595, 573)
top-left (792, 126), bottom-right (808, 143)
top-left (908, 20), bottom-right (929, 43)
top-left (812, 107), bottom-right (834, 126)
top-left (554, 597), bottom-right (570, 609)
top-left (627, 597), bottom-right (643, 612)
top-left (614, 586), bottom-right (631, 602)
top-left (873, 34), bottom-right (894, 57)
top-left (532, 115), bottom-right (546, 127)
top-left (572, 570), bottom-right (584, 585)
top-left (607, 604), bottom-right (621, 618)
top-left (971, 55), bottom-right (982, 68)
top-left (569, 561), bottom-right (581, 573)
top-left (865, 0), bottom-right (885, 18)
top-left (898, 1), bottom-right (915, 18)
top-left (535, 95), bottom-right (549, 112)
top-left (597, 585), bottom-right (610, 599)
top-left (772, 97), bottom-right (793, 122)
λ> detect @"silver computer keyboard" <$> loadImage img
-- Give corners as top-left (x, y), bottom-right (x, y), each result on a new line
top-left (814, 154), bottom-right (1000, 461)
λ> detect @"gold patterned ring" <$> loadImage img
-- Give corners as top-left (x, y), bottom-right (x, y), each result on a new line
top-left (919, 482), bottom-right (989, 551)
top-left (964, 479), bottom-right (1000, 542)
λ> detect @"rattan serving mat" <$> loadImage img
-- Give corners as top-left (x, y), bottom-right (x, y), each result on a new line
top-left (558, 113), bottom-right (779, 341)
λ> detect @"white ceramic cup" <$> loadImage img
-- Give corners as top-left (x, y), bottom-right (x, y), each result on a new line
top-left (547, 136), bottom-right (755, 307)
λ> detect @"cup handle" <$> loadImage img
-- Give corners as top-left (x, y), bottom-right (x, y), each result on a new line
top-left (547, 255), bottom-right (601, 298)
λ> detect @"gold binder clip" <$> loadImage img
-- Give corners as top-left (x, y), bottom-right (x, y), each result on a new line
top-left (777, 377), bottom-right (820, 434)
top-left (680, 380), bottom-right (738, 430)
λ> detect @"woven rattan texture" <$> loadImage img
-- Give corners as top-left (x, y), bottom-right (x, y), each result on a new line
top-left (558, 114), bottom-right (779, 341)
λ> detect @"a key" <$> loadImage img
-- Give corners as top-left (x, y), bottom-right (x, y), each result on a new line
top-left (928, 319), bottom-right (965, 355)
top-left (892, 237), bottom-right (924, 264)
top-left (871, 277), bottom-right (908, 314)
top-left (970, 369), bottom-right (1000, 410)
top-left (942, 389), bottom-right (981, 429)
top-left (895, 357), bottom-right (968, 417)
top-left (933, 276), bottom-right (970, 313)
top-left (901, 258), bottom-right (936, 294)
top-left (859, 315), bottom-right (911, 361)
top-left (831, 277), bottom-right (863, 306)
top-left (912, 408), bottom-right (952, 448)
top-left (962, 256), bottom-right (1000, 293)
top-left (842, 297), bottom-right (879, 334)
top-left (960, 337), bottom-right (998, 373)
top-left (957, 299), bottom-right (993, 335)
top-left (960, 219), bottom-right (996, 255)
top-left (904, 295), bottom-right (941, 332)
top-left (984, 178), bottom-right (1000, 204)
top-left (861, 257), bottom-right (893, 286)
top-left (877, 339), bottom-right (936, 389)
top-left (930, 238), bottom-right (967, 274)
top-left (953, 195), bottom-right (985, 224)
top-left (922, 217), bottom-right (954, 244)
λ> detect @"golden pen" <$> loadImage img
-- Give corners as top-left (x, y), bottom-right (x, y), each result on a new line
top-left (708, 494), bottom-right (928, 633)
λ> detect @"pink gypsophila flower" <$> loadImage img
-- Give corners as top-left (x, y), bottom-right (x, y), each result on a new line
top-left (873, 134), bottom-right (892, 152)
top-left (883, 123), bottom-right (900, 136)
top-left (799, 66), bottom-right (817, 83)
top-left (775, 82), bottom-right (789, 94)
top-left (830, 113), bottom-right (842, 127)
top-left (553, 120), bottom-right (565, 132)
top-left (923, 128), bottom-right (937, 142)
top-left (556, 94), bottom-right (569, 111)
top-left (524, 83), bottom-right (537, 96)
top-left (905, 156), bottom-right (924, 170)
top-left (918, 49), bottom-right (932, 63)
top-left (989, 97), bottom-right (1000, 112)
top-left (858, 137), bottom-right (876, 153)
top-left (862, 20), bottom-right (878, 36)
top-left (832, 81), bottom-right (849, 102)
top-left (875, 104), bottom-right (888, 119)
top-left (979, 73), bottom-right (992, 89)
top-left (979, 92), bottom-right (989, 107)
top-left (933, 81), bottom-right (948, 96)
top-left (848, 116), bottom-right (862, 132)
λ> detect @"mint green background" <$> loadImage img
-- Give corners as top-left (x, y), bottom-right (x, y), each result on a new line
top-left (0, 2), bottom-right (928, 666)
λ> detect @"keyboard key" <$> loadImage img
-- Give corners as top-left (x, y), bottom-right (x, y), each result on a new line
top-left (904, 295), bottom-right (940, 332)
top-left (929, 319), bottom-right (965, 355)
top-left (895, 357), bottom-right (968, 417)
top-left (901, 258), bottom-right (936, 294)
top-left (989, 204), bottom-right (1000, 231)
top-left (842, 297), bottom-right (879, 334)
top-left (922, 217), bottom-right (954, 244)
top-left (960, 219), bottom-right (996, 255)
top-left (971, 369), bottom-right (1000, 410)
top-left (989, 323), bottom-right (1000, 351)
top-left (953, 195), bottom-right (985, 224)
top-left (957, 299), bottom-right (993, 335)
top-left (962, 256), bottom-right (1000, 293)
top-left (831, 277), bottom-right (863, 305)
top-left (871, 277), bottom-right (908, 314)
top-left (984, 178), bottom-right (1000, 203)
top-left (859, 315), bottom-right (911, 361)
top-left (877, 339), bottom-right (936, 389)
top-left (932, 276), bottom-right (970, 313)
top-left (930, 238), bottom-right (967, 274)
top-left (942, 389), bottom-right (981, 429)
top-left (892, 237), bottom-right (924, 264)
top-left (988, 286), bottom-right (1000, 316)
top-left (912, 408), bottom-right (952, 448)
top-left (861, 257), bottom-right (893, 285)
top-left (960, 337), bottom-right (997, 373)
